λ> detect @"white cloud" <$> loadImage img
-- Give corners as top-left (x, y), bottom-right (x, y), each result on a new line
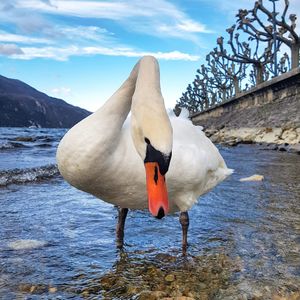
top-left (56, 25), bottom-right (114, 43)
top-left (177, 20), bottom-right (212, 33)
top-left (61, 26), bottom-right (109, 39)
top-left (12, 45), bottom-right (80, 60)
top-left (83, 47), bottom-right (200, 60)
top-left (1, 0), bottom-right (204, 60)
top-left (51, 86), bottom-right (71, 97)
top-left (0, 31), bottom-right (52, 44)
top-left (149, 51), bottom-right (199, 61)
top-left (0, 1), bottom-right (51, 34)
top-left (11, 45), bottom-right (200, 61)
top-left (14, 0), bottom-right (210, 40)
top-left (0, 43), bottom-right (23, 55)
top-left (15, 0), bottom-right (149, 19)
top-left (40, 0), bottom-right (56, 8)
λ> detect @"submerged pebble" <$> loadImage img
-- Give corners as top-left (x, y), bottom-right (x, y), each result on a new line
top-left (77, 253), bottom-right (236, 299)
top-left (165, 274), bottom-right (176, 282)
top-left (48, 287), bottom-right (57, 293)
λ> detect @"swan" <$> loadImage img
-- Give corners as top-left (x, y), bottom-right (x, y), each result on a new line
top-left (56, 56), bottom-right (232, 255)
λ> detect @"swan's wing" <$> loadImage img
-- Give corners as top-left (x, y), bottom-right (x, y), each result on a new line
top-left (168, 116), bottom-right (232, 211)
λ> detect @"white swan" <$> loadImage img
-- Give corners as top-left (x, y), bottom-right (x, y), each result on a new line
top-left (56, 56), bottom-right (232, 254)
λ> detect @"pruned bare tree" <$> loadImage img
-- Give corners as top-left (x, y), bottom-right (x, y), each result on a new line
top-left (177, 83), bottom-right (204, 113)
top-left (209, 49), bottom-right (247, 95)
top-left (278, 51), bottom-right (291, 73)
top-left (176, 0), bottom-right (299, 114)
top-left (196, 65), bottom-right (217, 107)
top-left (217, 25), bottom-right (273, 85)
top-left (238, 0), bottom-right (299, 69)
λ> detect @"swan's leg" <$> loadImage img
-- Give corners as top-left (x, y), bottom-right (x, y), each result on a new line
top-left (179, 211), bottom-right (189, 256)
top-left (116, 208), bottom-right (128, 249)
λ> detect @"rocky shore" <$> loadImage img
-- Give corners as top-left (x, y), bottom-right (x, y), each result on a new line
top-left (205, 126), bottom-right (300, 153)
top-left (192, 97), bottom-right (300, 153)
top-left (190, 68), bottom-right (300, 154)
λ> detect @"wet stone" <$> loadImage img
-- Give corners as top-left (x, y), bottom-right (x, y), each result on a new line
top-left (151, 291), bottom-right (167, 298)
top-left (170, 289), bottom-right (182, 297)
top-left (138, 290), bottom-right (157, 300)
top-left (212, 266), bottom-right (223, 274)
top-left (198, 282), bottom-right (207, 289)
top-left (237, 294), bottom-right (248, 300)
top-left (127, 285), bottom-right (139, 295)
top-left (48, 286), bottom-right (57, 293)
top-left (197, 293), bottom-right (209, 300)
top-left (80, 290), bottom-right (90, 298)
top-left (252, 290), bottom-right (264, 299)
top-left (18, 283), bottom-right (49, 294)
top-left (13, 136), bottom-right (36, 142)
top-left (165, 274), bottom-right (176, 282)
top-left (99, 276), bottom-right (116, 288)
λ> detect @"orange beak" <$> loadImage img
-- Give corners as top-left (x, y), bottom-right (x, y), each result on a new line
top-left (144, 162), bottom-right (169, 218)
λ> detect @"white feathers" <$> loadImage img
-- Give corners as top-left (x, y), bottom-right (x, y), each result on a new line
top-left (178, 107), bottom-right (190, 119)
top-left (57, 56), bottom-right (231, 213)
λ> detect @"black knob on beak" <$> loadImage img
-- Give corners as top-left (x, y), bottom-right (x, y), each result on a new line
top-left (155, 207), bottom-right (165, 219)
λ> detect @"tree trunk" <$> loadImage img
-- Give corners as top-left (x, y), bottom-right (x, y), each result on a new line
top-left (255, 64), bottom-right (264, 85)
top-left (200, 102), bottom-right (204, 111)
top-left (204, 98), bottom-right (209, 109)
top-left (222, 88), bottom-right (226, 102)
top-left (291, 44), bottom-right (300, 69)
top-left (233, 77), bottom-right (240, 96)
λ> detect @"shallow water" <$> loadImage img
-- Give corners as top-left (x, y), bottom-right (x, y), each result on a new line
top-left (0, 127), bottom-right (299, 299)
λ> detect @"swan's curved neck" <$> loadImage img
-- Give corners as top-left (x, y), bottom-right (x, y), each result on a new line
top-left (130, 57), bottom-right (172, 158)
top-left (134, 56), bottom-right (162, 96)
top-left (95, 56), bottom-right (164, 124)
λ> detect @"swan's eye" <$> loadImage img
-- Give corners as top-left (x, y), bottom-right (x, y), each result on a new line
top-left (144, 137), bottom-right (150, 144)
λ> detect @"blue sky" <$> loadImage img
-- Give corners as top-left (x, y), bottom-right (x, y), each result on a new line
top-left (0, 0), bottom-right (299, 111)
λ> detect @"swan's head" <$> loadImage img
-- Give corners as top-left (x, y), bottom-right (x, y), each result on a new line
top-left (131, 98), bottom-right (172, 219)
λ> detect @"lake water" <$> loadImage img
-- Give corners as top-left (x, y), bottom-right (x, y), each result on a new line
top-left (0, 127), bottom-right (299, 299)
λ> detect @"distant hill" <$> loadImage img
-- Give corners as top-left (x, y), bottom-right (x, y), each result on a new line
top-left (0, 75), bottom-right (91, 128)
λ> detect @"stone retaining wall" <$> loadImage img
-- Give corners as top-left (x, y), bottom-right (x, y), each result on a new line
top-left (191, 68), bottom-right (300, 148)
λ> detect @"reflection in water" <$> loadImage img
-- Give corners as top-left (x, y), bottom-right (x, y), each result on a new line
top-left (0, 128), bottom-right (299, 299)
